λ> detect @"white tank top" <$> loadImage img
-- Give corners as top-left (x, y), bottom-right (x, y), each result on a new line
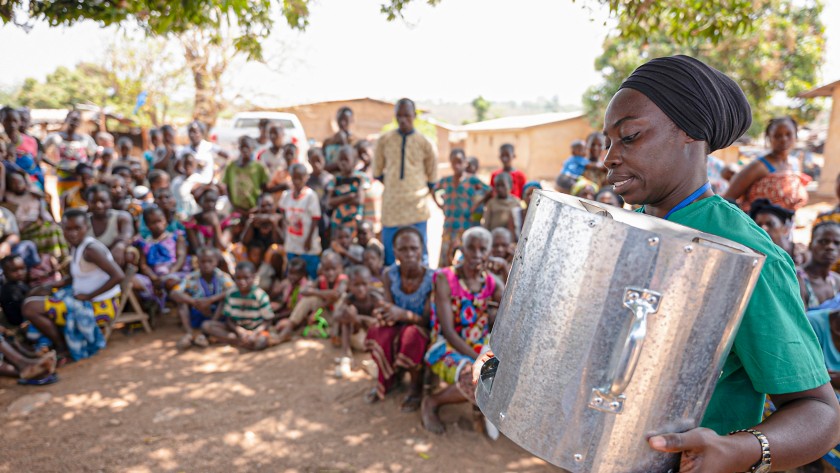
top-left (71, 237), bottom-right (121, 302)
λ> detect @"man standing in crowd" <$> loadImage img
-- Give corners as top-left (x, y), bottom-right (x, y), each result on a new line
top-left (373, 98), bottom-right (437, 265)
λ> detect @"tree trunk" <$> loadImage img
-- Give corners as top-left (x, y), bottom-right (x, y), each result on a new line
top-left (181, 30), bottom-right (233, 129)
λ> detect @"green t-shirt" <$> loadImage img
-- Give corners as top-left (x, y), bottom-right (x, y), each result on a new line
top-left (663, 195), bottom-right (829, 434)
top-left (222, 160), bottom-right (269, 210)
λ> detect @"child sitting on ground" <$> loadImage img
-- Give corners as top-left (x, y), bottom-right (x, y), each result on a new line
top-left (147, 169), bottom-right (170, 197)
top-left (331, 225), bottom-right (364, 267)
top-left (333, 265), bottom-right (382, 379)
top-left (488, 227), bottom-right (515, 282)
top-left (172, 151), bottom-right (202, 221)
top-left (356, 220), bottom-right (384, 255)
top-left (362, 245), bottom-right (385, 295)
top-left (169, 247), bottom-right (235, 351)
top-left (481, 172), bottom-right (523, 234)
top-left (139, 187), bottom-right (185, 239)
top-left (270, 257), bottom-right (309, 320)
top-left (184, 186), bottom-right (226, 253)
top-left (275, 250), bottom-right (347, 343)
top-left (107, 173), bottom-right (143, 220)
top-left (201, 261), bottom-right (273, 350)
top-left (0, 255), bottom-right (30, 327)
top-left (60, 163), bottom-right (96, 213)
top-left (134, 206), bottom-right (188, 311)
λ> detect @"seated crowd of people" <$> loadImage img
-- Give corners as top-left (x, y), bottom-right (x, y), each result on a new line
top-left (0, 102), bottom-right (838, 439)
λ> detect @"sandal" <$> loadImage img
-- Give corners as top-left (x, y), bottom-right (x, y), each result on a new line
top-left (364, 388), bottom-right (381, 404)
top-left (176, 334), bottom-right (193, 351)
top-left (193, 334), bottom-right (209, 348)
top-left (18, 372), bottom-right (59, 386)
top-left (400, 392), bottom-right (422, 413)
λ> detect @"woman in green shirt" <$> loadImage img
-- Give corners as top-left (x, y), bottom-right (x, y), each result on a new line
top-left (477, 55), bottom-right (840, 472)
top-left (606, 56), bottom-right (838, 472)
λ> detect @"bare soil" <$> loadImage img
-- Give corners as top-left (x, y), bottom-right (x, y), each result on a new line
top-left (0, 320), bottom-right (555, 473)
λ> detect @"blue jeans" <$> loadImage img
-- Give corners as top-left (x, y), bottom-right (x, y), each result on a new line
top-left (287, 253), bottom-right (320, 280)
top-left (382, 221), bottom-right (428, 267)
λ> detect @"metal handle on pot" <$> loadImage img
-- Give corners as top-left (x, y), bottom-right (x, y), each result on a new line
top-left (589, 287), bottom-right (662, 414)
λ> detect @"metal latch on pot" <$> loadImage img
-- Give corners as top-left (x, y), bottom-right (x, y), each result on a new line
top-left (589, 287), bottom-right (662, 414)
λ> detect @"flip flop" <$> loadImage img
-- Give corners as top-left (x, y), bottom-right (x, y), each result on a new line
top-left (400, 393), bottom-right (422, 413)
top-left (18, 373), bottom-right (59, 386)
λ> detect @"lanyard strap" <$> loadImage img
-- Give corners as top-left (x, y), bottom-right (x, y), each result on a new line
top-left (663, 182), bottom-right (711, 220)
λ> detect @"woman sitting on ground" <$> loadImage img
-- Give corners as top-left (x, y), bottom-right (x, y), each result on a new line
top-left (134, 206), bottom-right (188, 311)
top-left (364, 226), bottom-right (434, 411)
top-left (422, 227), bottom-right (503, 434)
top-left (184, 186), bottom-right (228, 257)
top-left (85, 184), bottom-right (134, 268)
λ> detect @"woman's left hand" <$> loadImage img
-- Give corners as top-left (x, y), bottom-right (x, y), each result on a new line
top-left (648, 427), bottom-right (757, 473)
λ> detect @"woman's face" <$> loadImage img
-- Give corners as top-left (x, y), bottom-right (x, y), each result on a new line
top-left (89, 190), bottom-right (112, 216)
top-left (462, 235), bottom-right (490, 271)
top-left (394, 232), bottom-right (423, 267)
top-left (754, 212), bottom-right (788, 246)
top-left (768, 121), bottom-right (796, 156)
top-left (603, 89), bottom-right (692, 206)
top-left (811, 226), bottom-right (840, 267)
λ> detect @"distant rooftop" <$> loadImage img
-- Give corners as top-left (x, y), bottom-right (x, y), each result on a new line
top-left (799, 79), bottom-right (840, 98)
top-left (458, 111), bottom-right (585, 132)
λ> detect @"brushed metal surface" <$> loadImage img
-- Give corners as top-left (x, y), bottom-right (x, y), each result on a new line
top-left (475, 190), bottom-right (765, 473)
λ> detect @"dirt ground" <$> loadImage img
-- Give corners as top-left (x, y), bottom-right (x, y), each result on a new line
top-left (0, 320), bottom-right (556, 473)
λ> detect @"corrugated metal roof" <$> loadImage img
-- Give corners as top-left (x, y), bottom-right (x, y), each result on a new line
top-left (798, 80), bottom-right (840, 98)
top-left (458, 111), bottom-right (585, 132)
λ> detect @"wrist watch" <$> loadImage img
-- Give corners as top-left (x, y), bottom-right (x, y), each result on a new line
top-left (729, 429), bottom-right (771, 473)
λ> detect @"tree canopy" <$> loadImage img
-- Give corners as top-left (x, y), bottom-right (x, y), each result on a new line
top-left (4, 0), bottom-right (769, 59)
top-left (583, 0), bottom-right (826, 136)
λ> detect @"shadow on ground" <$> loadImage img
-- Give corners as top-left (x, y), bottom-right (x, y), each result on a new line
top-left (0, 317), bottom-right (554, 473)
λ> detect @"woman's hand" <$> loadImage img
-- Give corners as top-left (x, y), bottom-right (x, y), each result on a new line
top-left (373, 301), bottom-right (402, 326)
top-left (648, 428), bottom-right (760, 473)
top-left (472, 350), bottom-right (495, 385)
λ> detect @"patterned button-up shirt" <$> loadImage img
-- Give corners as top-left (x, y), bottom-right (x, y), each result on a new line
top-left (373, 129), bottom-right (438, 227)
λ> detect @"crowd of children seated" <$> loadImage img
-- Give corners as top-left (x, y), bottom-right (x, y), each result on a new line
top-left (1, 105), bottom-right (839, 443)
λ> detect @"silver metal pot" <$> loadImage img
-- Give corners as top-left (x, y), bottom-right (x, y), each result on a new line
top-left (476, 190), bottom-right (765, 473)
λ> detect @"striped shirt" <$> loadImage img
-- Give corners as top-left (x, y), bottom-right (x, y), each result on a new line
top-left (222, 287), bottom-right (273, 330)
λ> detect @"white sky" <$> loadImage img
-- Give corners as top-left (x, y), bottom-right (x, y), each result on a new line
top-left (0, 0), bottom-right (838, 108)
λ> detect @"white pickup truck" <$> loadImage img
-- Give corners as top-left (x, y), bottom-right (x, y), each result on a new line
top-left (209, 111), bottom-right (310, 156)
